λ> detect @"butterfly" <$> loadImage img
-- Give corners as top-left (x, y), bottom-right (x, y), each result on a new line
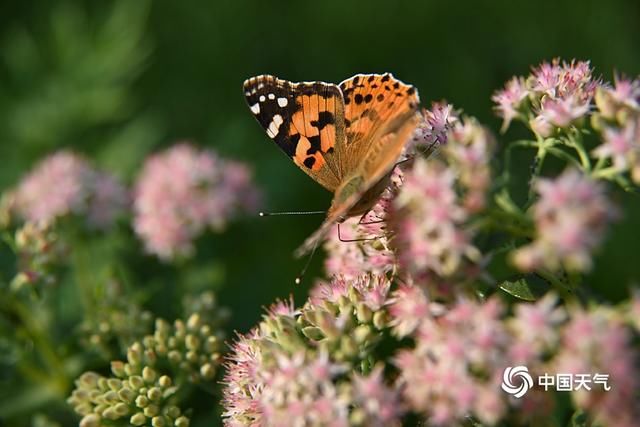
top-left (243, 73), bottom-right (420, 256)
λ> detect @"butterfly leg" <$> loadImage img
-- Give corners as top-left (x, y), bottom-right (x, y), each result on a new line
top-left (396, 139), bottom-right (441, 165)
top-left (356, 210), bottom-right (385, 226)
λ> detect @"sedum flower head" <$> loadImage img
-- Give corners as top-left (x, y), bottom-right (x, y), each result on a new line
top-left (394, 294), bottom-right (510, 426)
top-left (10, 221), bottom-right (67, 290)
top-left (593, 118), bottom-right (640, 173)
top-left (10, 151), bottom-right (127, 229)
top-left (390, 115), bottom-right (493, 281)
top-left (492, 76), bottom-right (528, 131)
top-left (410, 102), bottom-right (459, 149)
top-left (224, 280), bottom-right (640, 427)
top-left (553, 306), bottom-right (640, 427)
top-left (507, 293), bottom-right (566, 364)
top-left (391, 158), bottom-right (480, 278)
top-left (222, 274), bottom-right (403, 427)
top-left (68, 367), bottom-right (189, 427)
top-left (493, 59), bottom-right (598, 135)
top-left (594, 74), bottom-right (640, 121)
top-left (323, 188), bottom-right (397, 280)
top-left (592, 74), bottom-right (640, 184)
top-left (443, 117), bottom-right (495, 213)
top-left (133, 143), bottom-right (260, 261)
top-left (141, 313), bottom-right (225, 384)
top-left (390, 289), bottom-right (640, 426)
top-left (79, 282), bottom-right (154, 359)
top-left (512, 168), bottom-right (617, 272)
top-left (69, 294), bottom-right (226, 426)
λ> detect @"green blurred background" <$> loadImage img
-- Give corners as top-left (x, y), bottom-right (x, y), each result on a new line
top-left (1, 0), bottom-right (639, 345)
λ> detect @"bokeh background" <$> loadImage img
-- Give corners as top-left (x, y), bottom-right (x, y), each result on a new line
top-left (1, 0), bottom-right (639, 424)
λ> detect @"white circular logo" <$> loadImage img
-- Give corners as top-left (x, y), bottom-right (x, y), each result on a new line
top-left (501, 366), bottom-right (534, 398)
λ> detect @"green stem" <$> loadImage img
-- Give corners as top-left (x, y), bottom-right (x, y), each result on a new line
top-left (526, 136), bottom-right (554, 205)
top-left (498, 139), bottom-right (538, 187)
top-left (532, 136), bottom-right (549, 177)
top-left (592, 166), bottom-right (624, 180)
top-left (546, 147), bottom-right (582, 168)
top-left (613, 175), bottom-right (639, 193)
top-left (536, 269), bottom-right (576, 302)
top-left (593, 155), bottom-right (608, 173)
top-left (0, 294), bottom-right (70, 396)
top-left (472, 214), bottom-right (534, 238)
top-left (565, 129), bottom-right (591, 172)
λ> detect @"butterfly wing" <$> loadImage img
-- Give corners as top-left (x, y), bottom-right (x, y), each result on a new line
top-left (294, 73), bottom-right (420, 257)
top-left (243, 75), bottom-right (346, 191)
top-left (338, 73), bottom-right (420, 174)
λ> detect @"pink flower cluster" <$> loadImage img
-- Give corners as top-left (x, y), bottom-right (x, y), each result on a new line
top-left (442, 118), bottom-right (495, 213)
top-left (513, 168), bottom-right (617, 272)
top-left (593, 75), bottom-right (640, 183)
top-left (222, 275), bottom-right (403, 427)
top-left (222, 273), bottom-right (640, 427)
top-left (391, 158), bottom-right (480, 278)
top-left (393, 294), bottom-right (509, 426)
top-left (492, 76), bottom-right (528, 131)
top-left (554, 307), bottom-right (639, 427)
top-left (323, 190), bottom-right (396, 280)
top-left (493, 59), bottom-right (598, 136)
top-left (133, 143), bottom-right (260, 260)
top-left (410, 102), bottom-right (459, 149)
top-left (389, 287), bottom-right (640, 427)
top-left (10, 150), bottom-right (127, 229)
top-left (225, 347), bottom-right (351, 427)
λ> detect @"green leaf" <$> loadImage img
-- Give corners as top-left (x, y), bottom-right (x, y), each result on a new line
top-left (499, 279), bottom-right (537, 301)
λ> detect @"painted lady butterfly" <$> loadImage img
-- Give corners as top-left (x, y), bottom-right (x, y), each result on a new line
top-left (243, 73), bottom-right (420, 256)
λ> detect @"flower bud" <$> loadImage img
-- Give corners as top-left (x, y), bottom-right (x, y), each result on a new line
top-left (130, 412), bottom-right (147, 426)
top-left (142, 366), bottom-right (157, 383)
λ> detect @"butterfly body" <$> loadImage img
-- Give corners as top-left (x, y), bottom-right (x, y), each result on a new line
top-left (243, 73), bottom-right (420, 255)
top-left (330, 170), bottom-right (391, 222)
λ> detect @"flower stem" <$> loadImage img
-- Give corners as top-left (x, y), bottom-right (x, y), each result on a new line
top-left (536, 269), bottom-right (576, 302)
top-left (565, 129), bottom-right (591, 172)
top-left (0, 293), bottom-right (70, 397)
top-left (592, 166), bottom-right (623, 180)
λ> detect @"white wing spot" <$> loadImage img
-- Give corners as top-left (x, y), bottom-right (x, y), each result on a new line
top-left (245, 91), bottom-right (250, 96)
top-left (257, 83), bottom-right (264, 89)
top-left (268, 93), bottom-right (275, 100)
top-left (277, 97), bottom-right (288, 107)
top-left (259, 95), bottom-right (266, 102)
top-left (250, 103), bottom-right (260, 114)
top-left (267, 114), bottom-right (284, 138)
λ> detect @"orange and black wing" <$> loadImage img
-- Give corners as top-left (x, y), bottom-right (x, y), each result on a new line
top-left (338, 73), bottom-right (420, 174)
top-left (294, 73), bottom-right (420, 257)
top-left (243, 75), bottom-right (346, 192)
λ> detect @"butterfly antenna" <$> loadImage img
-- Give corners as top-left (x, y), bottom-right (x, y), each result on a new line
top-left (294, 237), bottom-right (321, 285)
top-left (259, 210), bottom-right (325, 217)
